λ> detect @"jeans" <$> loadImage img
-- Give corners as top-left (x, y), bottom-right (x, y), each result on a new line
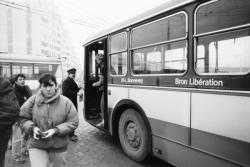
top-left (11, 122), bottom-right (28, 157)
top-left (29, 148), bottom-right (67, 167)
top-left (0, 128), bottom-right (12, 167)
top-left (21, 133), bottom-right (28, 154)
top-left (11, 123), bottom-right (19, 157)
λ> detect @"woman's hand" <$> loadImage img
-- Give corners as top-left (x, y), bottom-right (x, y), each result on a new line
top-left (42, 129), bottom-right (57, 138)
top-left (33, 126), bottom-right (41, 140)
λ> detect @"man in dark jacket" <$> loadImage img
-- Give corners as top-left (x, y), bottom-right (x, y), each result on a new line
top-left (0, 77), bottom-right (19, 167)
top-left (12, 74), bottom-right (32, 163)
top-left (62, 68), bottom-right (80, 142)
top-left (13, 74), bottom-right (32, 107)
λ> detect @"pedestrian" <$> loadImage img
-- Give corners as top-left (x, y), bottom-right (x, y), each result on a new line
top-left (0, 77), bottom-right (20, 167)
top-left (62, 68), bottom-right (81, 142)
top-left (12, 74), bottom-right (32, 163)
top-left (13, 73), bottom-right (32, 108)
top-left (92, 54), bottom-right (104, 126)
top-left (19, 73), bottom-right (79, 167)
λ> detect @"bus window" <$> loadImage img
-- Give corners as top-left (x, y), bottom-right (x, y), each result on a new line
top-left (110, 32), bottom-right (127, 76)
top-left (110, 32), bottom-right (127, 53)
top-left (196, 45), bottom-right (205, 73)
top-left (110, 52), bottom-right (127, 75)
top-left (196, 0), bottom-right (250, 34)
top-left (132, 41), bottom-right (187, 75)
top-left (34, 64), bottom-right (50, 77)
top-left (131, 12), bottom-right (186, 48)
top-left (0, 63), bottom-right (11, 78)
top-left (164, 41), bottom-right (187, 73)
top-left (195, 0), bottom-right (250, 75)
top-left (196, 29), bottom-right (250, 74)
top-left (132, 52), bottom-right (145, 73)
top-left (12, 64), bottom-right (21, 75)
top-left (132, 46), bottom-right (162, 74)
top-left (147, 51), bottom-right (161, 72)
top-left (131, 12), bottom-right (187, 75)
top-left (12, 63), bottom-right (33, 78)
top-left (21, 64), bottom-right (33, 78)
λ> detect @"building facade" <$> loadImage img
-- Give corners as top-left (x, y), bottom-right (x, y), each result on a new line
top-left (0, 0), bottom-right (80, 78)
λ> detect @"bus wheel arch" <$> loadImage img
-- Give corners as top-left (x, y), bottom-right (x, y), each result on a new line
top-left (112, 100), bottom-right (152, 162)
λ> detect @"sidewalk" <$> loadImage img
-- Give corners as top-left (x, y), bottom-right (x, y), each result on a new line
top-left (4, 102), bottom-right (85, 167)
top-left (4, 101), bottom-right (171, 167)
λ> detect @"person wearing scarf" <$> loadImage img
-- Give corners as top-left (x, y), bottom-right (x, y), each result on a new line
top-left (12, 74), bottom-right (32, 163)
top-left (20, 73), bottom-right (79, 167)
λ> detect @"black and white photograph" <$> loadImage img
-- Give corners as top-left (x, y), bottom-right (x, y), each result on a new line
top-left (0, 0), bottom-right (250, 167)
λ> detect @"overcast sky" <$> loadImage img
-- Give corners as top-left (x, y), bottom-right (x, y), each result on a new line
top-left (53, 0), bottom-right (169, 66)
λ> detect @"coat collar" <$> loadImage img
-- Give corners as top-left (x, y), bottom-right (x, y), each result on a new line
top-left (36, 89), bottom-right (60, 106)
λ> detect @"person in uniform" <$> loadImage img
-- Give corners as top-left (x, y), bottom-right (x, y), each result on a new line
top-left (62, 68), bottom-right (80, 142)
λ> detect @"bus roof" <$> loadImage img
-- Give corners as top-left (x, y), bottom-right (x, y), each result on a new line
top-left (83, 0), bottom-right (195, 46)
top-left (0, 54), bottom-right (61, 64)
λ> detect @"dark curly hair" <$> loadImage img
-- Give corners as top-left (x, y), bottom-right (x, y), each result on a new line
top-left (39, 73), bottom-right (57, 87)
top-left (14, 73), bottom-right (26, 81)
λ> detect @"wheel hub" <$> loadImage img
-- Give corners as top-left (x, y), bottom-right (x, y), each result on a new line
top-left (125, 122), bottom-right (141, 149)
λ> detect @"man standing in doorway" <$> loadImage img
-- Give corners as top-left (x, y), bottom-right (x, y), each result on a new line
top-left (62, 68), bottom-right (80, 142)
top-left (92, 54), bottom-right (104, 126)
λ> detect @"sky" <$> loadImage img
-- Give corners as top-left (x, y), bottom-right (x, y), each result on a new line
top-left (53, 0), bottom-right (170, 66)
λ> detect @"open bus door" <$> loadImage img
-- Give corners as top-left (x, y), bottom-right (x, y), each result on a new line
top-left (84, 38), bottom-right (107, 129)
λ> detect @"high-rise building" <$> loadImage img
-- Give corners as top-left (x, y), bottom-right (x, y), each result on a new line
top-left (0, 0), bottom-right (80, 77)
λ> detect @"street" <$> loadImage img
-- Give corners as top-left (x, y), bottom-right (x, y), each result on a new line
top-left (5, 102), bottom-right (172, 167)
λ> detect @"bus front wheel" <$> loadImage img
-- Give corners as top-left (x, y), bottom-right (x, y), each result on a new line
top-left (118, 109), bottom-right (150, 162)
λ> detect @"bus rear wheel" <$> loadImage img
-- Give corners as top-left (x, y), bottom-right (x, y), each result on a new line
top-left (118, 109), bottom-right (150, 162)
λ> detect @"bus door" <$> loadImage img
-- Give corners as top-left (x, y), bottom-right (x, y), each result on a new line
top-left (84, 39), bottom-right (107, 128)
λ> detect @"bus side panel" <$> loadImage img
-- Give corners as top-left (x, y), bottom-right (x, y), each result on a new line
top-left (191, 93), bottom-right (250, 166)
top-left (108, 86), bottom-right (129, 109)
top-left (129, 88), bottom-right (190, 145)
top-left (108, 86), bottom-right (129, 130)
top-left (152, 136), bottom-right (240, 167)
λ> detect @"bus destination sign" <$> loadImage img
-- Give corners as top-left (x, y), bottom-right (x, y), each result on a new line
top-left (175, 78), bottom-right (223, 87)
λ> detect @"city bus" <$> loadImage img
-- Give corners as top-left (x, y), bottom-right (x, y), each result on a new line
top-left (82, 0), bottom-right (250, 166)
top-left (0, 53), bottom-right (63, 91)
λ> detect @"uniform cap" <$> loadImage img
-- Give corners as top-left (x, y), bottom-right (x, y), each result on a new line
top-left (67, 68), bottom-right (76, 73)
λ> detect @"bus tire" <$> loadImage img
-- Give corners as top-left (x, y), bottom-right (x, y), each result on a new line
top-left (118, 109), bottom-right (150, 162)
